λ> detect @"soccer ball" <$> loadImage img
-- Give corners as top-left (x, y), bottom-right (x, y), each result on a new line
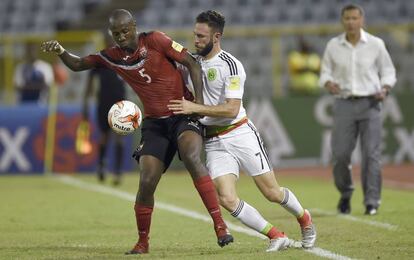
top-left (108, 100), bottom-right (142, 135)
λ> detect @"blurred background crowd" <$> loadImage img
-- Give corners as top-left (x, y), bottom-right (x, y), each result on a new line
top-left (0, 0), bottom-right (413, 174)
top-left (1, 0), bottom-right (413, 104)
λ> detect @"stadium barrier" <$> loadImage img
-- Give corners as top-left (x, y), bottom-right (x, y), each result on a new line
top-left (0, 104), bottom-right (136, 174)
top-left (1, 93), bottom-right (412, 174)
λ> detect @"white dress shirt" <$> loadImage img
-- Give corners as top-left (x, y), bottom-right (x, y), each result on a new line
top-left (319, 29), bottom-right (396, 97)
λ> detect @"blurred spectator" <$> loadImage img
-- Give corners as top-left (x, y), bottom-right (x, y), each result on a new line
top-left (288, 36), bottom-right (321, 95)
top-left (82, 34), bottom-right (126, 185)
top-left (13, 43), bottom-right (54, 103)
top-left (319, 4), bottom-right (396, 216)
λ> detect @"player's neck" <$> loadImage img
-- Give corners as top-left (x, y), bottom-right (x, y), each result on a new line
top-left (121, 35), bottom-right (138, 54)
top-left (203, 45), bottom-right (221, 60)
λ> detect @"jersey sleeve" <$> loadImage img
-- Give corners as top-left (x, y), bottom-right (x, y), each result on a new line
top-left (149, 31), bottom-right (187, 63)
top-left (84, 52), bottom-right (106, 68)
top-left (224, 60), bottom-right (245, 99)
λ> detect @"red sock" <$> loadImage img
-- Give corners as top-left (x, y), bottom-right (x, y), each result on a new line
top-left (134, 203), bottom-right (153, 244)
top-left (267, 226), bottom-right (286, 239)
top-left (297, 210), bottom-right (311, 228)
top-left (193, 175), bottom-right (225, 227)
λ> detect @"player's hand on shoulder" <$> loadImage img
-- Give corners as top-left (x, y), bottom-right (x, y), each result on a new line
top-left (41, 40), bottom-right (65, 55)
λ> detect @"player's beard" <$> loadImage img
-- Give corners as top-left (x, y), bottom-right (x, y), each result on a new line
top-left (196, 40), bottom-right (213, 57)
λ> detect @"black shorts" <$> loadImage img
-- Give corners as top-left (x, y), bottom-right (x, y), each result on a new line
top-left (132, 115), bottom-right (203, 171)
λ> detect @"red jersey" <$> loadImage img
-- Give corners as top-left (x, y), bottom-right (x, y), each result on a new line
top-left (85, 31), bottom-right (193, 117)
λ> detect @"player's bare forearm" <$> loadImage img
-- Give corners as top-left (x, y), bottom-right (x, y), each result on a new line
top-left (168, 98), bottom-right (240, 118)
top-left (41, 40), bottom-right (94, 71)
top-left (194, 102), bottom-right (239, 118)
top-left (59, 52), bottom-right (94, 72)
top-left (181, 53), bottom-right (204, 104)
top-left (189, 66), bottom-right (203, 104)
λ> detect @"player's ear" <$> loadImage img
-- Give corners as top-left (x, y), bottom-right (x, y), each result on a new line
top-left (213, 32), bottom-right (221, 43)
top-left (107, 29), bottom-right (112, 37)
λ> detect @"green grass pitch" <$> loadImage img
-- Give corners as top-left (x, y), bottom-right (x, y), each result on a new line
top-left (0, 172), bottom-right (413, 259)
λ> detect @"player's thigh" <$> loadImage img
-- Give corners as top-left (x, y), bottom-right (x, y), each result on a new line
top-left (174, 116), bottom-right (203, 159)
top-left (177, 130), bottom-right (203, 159)
top-left (134, 119), bottom-right (176, 171)
top-left (227, 131), bottom-right (272, 176)
top-left (205, 140), bottom-right (240, 180)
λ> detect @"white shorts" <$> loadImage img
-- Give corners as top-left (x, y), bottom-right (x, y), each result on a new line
top-left (204, 120), bottom-right (273, 180)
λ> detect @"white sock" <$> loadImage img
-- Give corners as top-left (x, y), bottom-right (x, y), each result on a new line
top-left (280, 187), bottom-right (305, 218)
top-left (231, 200), bottom-right (272, 235)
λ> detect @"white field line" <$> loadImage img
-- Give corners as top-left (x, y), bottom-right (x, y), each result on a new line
top-left (55, 175), bottom-right (354, 260)
top-left (310, 208), bottom-right (398, 231)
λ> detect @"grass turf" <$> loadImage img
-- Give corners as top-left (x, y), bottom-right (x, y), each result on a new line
top-left (0, 172), bottom-right (413, 259)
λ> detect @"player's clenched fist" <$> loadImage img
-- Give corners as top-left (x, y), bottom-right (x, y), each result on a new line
top-left (40, 40), bottom-right (65, 55)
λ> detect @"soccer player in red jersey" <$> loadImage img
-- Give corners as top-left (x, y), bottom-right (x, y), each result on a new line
top-left (41, 9), bottom-right (233, 254)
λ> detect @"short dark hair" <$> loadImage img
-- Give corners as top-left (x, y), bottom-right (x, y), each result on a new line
top-left (341, 4), bottom-right (364, 17)
top-left (196, 10), bottom-right (225, 34)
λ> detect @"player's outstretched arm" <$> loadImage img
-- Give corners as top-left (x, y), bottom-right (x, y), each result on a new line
top-left (180, 52), bottom-right (204, 104)
top-left (168, 97), bottom-right (240, 118)
top-left (41, 40), bottom-right (94, 71)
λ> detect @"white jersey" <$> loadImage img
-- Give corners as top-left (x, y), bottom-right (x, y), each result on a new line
top-left (182, 51), bottom-right (272, 178)
top-left (197, 50), bottom-right (247, 126)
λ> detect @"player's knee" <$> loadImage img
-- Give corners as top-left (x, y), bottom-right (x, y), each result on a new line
top-left (218, 194), bottom-right (238, 212)
top-left (182, 149), bottom-right (201, 163)
top-left (263, 188), bottom-right (284, 203)
top-left (138, 175), bottom-right (157, 194)
top-left (181, 150), bottom-right (203, 170)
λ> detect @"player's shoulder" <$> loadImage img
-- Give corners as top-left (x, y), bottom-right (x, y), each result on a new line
top-left (140, 30), bottom-right (169, 41)
top-left (99, 45), bottom-right (121, 59)
top-left (217, 50), bottom-right (244, 76)
top-left (218, 50), bottom-right (241, 63)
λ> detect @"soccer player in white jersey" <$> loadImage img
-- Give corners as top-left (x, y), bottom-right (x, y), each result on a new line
top-left (168, 10), bottom-right (316, 251)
